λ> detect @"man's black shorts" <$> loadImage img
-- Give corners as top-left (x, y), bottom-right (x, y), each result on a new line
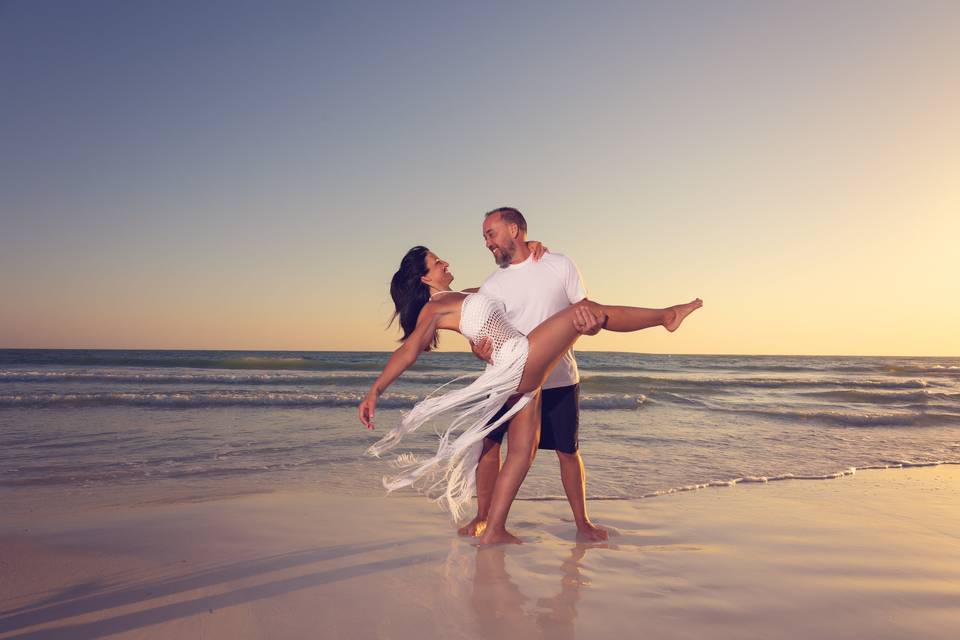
top-left (485, 383), bottom-right (580, 454)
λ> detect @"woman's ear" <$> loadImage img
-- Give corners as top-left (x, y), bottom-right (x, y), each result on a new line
top-left (420, 275), bottom-right (431, 286)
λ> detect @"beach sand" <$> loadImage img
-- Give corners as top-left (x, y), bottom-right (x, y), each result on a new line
top-left (2, 465), bottom-right (958, 639)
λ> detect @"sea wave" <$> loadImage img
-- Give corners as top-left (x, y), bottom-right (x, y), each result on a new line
top-left (693, 402), bottom-right (960, 427)
top-left (0, 391), bottom-right (419, 409)
top-left (5, 388), bottom-right (957, 422)
top-left (4, 370), bottom-right (946, 400)
top-left (798, 389), bottom-right (960, 405)
top-left (0, 461), bottom-right (353, 488)
top-left (0, 369), bottom-right (464, 386)
top-left (580, 394), bottom-right (647, 409)
top-left (0, 352), bottom-right (388, 371)
top-left (575, 360), bottom-right (960, 376)
top-left (0, 351), bottom-right (472, 372)
top-left (579, 374), bottom-right (941, 393)
top-left (0, 390), bottom-right (648, 410)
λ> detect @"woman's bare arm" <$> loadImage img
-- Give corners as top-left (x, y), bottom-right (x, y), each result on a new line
top-left (359, 307), bottom-right (443, 429)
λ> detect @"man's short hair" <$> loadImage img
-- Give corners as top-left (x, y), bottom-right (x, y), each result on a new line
top-left (484, 207), bottom-right (527, 235)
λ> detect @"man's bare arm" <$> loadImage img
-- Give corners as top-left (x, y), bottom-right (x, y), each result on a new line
top-left (572, 302), bottom-right (605, 336)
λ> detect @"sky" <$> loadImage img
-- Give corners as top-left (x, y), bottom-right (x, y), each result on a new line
top-left (1, 1), bottom-right (957, 356)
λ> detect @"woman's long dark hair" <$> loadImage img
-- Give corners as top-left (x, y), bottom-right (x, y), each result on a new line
top-left (389, 246), bottom-right (439, 351)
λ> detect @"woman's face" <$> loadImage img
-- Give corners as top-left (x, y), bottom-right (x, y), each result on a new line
top-left (422, 251), bottom-right (454, 289)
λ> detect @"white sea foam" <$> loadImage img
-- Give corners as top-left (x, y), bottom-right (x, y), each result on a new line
top-left (3, 350), bottom-right (958, 498)
top-left (0, 390), bottom-right (649, 410)
top-left (0, 369), bottom-right (459, 385)
top-left (0, 390), bottom-right (420, 408)
top-left (517, 464), bottom-right (960, 503)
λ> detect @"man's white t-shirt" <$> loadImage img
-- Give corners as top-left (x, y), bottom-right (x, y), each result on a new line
top-left (479, 252), bottom-right (586, 390)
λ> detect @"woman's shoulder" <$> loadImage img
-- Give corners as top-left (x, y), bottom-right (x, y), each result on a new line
top-left (419, 292), bottom-right (466, 317)
top-left (416, 292), bottom-right (466, 333)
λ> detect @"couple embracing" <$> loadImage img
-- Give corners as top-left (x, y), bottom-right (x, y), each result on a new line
top-left (359, 207), bottom-right (701, 545)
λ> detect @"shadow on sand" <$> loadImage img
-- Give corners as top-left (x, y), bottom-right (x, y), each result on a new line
top-left (0, 538), bottom-right (442, 639)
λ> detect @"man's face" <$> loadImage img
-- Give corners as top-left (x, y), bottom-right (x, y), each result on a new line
top-left (482, 214), bottom-right (517, 268)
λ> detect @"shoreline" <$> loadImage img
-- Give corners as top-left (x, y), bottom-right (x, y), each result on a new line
top-left (2, 465), bottom-right (958, 639)
top-left (5, 459), bottom-right (959, 519)
top-left (5, 459), bottom-right (960, 526)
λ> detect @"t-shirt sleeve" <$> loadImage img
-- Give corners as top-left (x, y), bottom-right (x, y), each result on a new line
top-left (560, 255), bottom-right (587, 303)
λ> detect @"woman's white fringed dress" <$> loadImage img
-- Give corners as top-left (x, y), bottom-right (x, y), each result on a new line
top-left (366, 293), bottom-right (533, 522)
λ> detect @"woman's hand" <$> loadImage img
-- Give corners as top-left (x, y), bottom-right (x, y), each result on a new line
top-left (359, 390), bottom-right (378, 429)
top-left (526, 241), bottom-right (549, 261)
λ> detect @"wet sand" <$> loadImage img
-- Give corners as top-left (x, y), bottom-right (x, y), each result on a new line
top-left (2, 465), bottom-right (959, 639)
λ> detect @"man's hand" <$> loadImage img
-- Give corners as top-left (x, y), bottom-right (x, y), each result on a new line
top-left (572, 303), bottom-right (605, 336)
top-left (526, 241), bottom-right (549, 261)
top-left (470, 337), bottom-right (494, 364)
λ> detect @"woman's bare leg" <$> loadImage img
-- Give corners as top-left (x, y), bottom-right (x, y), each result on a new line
top-left (478, 391), bottom-right (542, 545)
top-left (476, 297), bottom-right (700, 543)
top-left (458, 438), bottom-right (500, 537)
top-left (518, 298), bottom-right (702, 394)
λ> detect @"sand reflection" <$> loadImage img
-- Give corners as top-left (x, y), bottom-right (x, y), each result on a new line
top-left (470, 543), bottom-right (602, 640)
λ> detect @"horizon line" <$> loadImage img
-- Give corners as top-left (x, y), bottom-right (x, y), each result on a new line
top-left (1, 347), bottom-right (958, 359)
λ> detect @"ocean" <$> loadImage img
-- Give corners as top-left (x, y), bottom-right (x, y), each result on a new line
top-left (1, 349), bottom-right (958, 514)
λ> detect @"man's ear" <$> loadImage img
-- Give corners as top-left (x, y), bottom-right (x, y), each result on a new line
top-left (508, 223), bottom-right (519, 238)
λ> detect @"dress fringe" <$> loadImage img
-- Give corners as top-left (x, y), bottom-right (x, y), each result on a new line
top-left (366, 337), bottom-right (531, 522)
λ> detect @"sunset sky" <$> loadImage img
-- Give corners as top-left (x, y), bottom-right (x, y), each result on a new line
top-left (2, 1), bottom-right (957, 356)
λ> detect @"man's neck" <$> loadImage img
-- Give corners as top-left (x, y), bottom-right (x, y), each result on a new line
top-left (510, 240), bottom-right (531, 265)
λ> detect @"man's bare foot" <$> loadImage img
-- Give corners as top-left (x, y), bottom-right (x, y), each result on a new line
top-left (576, 521), bottom-right (609, 542)
top-left (478, 528), bottom-right (522, 545)
top-left (458, 516), bottom-right (487, 537)
top-left (664, 298), bottom-right (703, 332)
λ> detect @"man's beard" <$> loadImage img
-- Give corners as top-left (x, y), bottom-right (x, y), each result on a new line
top-left (494, 240), bottom-right (515, 268)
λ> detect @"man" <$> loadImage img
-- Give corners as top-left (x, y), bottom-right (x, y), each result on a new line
top-left (461, 207), bottom-right (608, 542)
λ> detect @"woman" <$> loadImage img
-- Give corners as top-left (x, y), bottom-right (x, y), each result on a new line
top-left (359, 245), bottom-right (701, 535)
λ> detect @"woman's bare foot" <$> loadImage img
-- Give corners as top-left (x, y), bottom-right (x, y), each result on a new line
top-left (458, 516), bottom-right (487, 537)
top-left (478, 528), bottom-right (522, 545)
top-left (664, 298), bottom-right (703, 332)
top-left (576, 521), bottom-right (609, 542)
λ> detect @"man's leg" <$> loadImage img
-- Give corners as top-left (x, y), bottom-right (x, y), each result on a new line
top-left (542, 384), bottom-right (608, 542)
top-left (556, 450), bottom-right (606, 541)
top-left (458, 437), bottom-right (500, 536)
